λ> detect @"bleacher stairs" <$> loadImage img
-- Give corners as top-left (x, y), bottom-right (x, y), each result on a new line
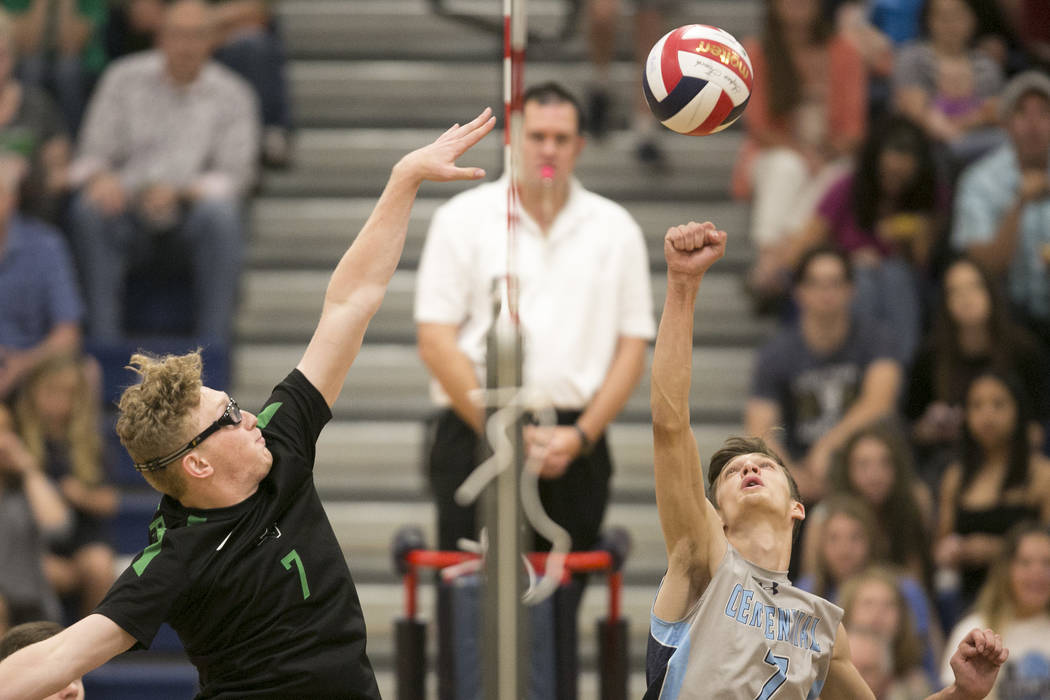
top-left (95, 1), bottom-right (768, 697)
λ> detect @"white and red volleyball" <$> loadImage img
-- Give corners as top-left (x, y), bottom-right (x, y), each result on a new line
top-left (642, 24), bottom-right (754, 136)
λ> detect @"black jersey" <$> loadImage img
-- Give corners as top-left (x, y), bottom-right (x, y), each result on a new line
top-left (95, 370), bottom-right (381, 699)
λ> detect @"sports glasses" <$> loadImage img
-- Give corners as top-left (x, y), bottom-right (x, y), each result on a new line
top-left (134, 398), bottom-right (242, 473)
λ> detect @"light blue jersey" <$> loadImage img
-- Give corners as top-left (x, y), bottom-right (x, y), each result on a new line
top-left (645, 545), bottom-right (842, 699)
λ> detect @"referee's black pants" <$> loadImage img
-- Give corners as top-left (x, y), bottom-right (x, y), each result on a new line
top-left (426, 408), bottom-right (612, 554)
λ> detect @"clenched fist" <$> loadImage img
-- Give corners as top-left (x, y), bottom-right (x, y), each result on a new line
top-left (664, 221), bottom-right (727, 279)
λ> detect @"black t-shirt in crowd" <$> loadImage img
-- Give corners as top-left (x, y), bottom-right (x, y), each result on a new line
top-left (94, 370), bottom-right (381, 699)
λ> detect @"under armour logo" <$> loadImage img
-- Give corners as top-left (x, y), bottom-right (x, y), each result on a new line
top-left (255, 523), bottom-right (282, 546)
top-left (759, 580), bottom-right (779, 595)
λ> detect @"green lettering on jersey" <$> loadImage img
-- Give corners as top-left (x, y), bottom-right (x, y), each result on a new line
top-left (187, 515), bottom-right (207, 526)
top-left (133, 516), bottom-right (168, 576)
top-left (281, 549), bottom-right (311, 600)
top-left (256, 402), bottom-right (283, 429)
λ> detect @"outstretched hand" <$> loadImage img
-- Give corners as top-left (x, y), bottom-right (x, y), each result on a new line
top-left (396, 108), bottom-right (497, 185)
top-left (664, 221), bottom-right (727, 280)
top-left (948, 628), bottom-right (1008, 700)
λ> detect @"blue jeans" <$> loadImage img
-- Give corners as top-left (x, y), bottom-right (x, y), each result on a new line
top-left (69, 193), bottom-right (243, 342)
top-left (214, 27), bottom-right (292, 129)
top-left (852, 256), bottom-right (921, 365)
top-left (18, 52), bottom-right (92, 135)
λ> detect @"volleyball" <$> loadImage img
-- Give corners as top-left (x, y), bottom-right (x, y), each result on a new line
top-left (642, 24), bottom-right (753, 136)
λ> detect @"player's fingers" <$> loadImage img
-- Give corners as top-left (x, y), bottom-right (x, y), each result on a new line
top-left (453, 116), bottom-right (497, 152)
top-left (445, 165), bottom-right (488, 180)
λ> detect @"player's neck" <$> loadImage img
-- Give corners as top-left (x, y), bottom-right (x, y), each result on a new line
top-left (179, 480), bottom-right (259, 510)
top-left (727, 520), bottom-right (793, 572)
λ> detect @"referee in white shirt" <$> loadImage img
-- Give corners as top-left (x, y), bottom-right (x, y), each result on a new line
top-left (415, 82), bottom-right (655, 558)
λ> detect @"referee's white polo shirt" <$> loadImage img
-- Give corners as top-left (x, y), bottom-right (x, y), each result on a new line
top-left (415, 177), bottom-right (656, 411)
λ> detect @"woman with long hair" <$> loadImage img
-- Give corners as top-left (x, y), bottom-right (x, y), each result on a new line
top-left (935, 371), bottom-right (1050, 615)
top-left (941, 522), bottom-right (1050, 698)
top-left (907, 256), bottom-right (1048, 473)
top-left (13, 355), bottom-right (117, 616)
top-left (799, 495), bottom-right (940, 681)
top-left (751, 115), bottom-right (943, 358)
top-left (732, 0), bottom-right (867, 267)
top-left (841, 566), bottom-right (939, 692)
top-left (802, 421), bottom-right (935, 586)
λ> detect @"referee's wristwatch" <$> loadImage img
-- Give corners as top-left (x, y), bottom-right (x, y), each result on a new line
top-left (572, 424), bottom-right (595, 456)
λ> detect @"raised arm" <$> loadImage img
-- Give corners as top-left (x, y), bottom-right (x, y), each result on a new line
top-left (297, 109), bottom-right (496, 406)
top-left (0, 614), bottom-right (135, 700)
top-left (651, 222), bottom-right (729, 621)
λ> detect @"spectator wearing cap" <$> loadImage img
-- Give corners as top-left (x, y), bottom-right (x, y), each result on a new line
top-left (951, 70), bottom-right (1050, 348)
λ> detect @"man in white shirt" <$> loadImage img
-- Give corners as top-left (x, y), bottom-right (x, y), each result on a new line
top-left (415, 82), bottom-right (655, 559)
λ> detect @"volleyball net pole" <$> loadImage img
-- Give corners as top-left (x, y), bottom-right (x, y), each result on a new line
top-left (480, 0), bottom-right (528, 698)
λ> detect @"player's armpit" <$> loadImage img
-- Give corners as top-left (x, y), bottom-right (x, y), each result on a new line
top-left (0, 614), bottom-right (135, 700)
top-left (820, 625), bottom-right (878, 700)
top-left (651, 424), bottom-right (727, 621)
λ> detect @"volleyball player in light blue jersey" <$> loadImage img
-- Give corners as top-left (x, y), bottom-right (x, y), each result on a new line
top-left (645, 221), bottom-right (1009, 700)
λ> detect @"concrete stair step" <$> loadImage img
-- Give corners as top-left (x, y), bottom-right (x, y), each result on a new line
top-left (311, 419), bottom-right (743, 499)
top-left (233, 344), bottom-right (754, 422)
top-left (279, 0), bottom-right (760, 63)
top-left (236, 268), bottom-right (770, 345)
top-left (248, 198), bottom-right (754, 271)
top-left (259, 128), bottom-right (743, 200)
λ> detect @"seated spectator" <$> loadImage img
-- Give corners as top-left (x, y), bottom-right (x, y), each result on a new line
top-left (69, 0), bottom-right (258, 343)
top-left (894, 0), bottom-right (1005, 168)
top-left (2, 0), bottom-right (106, 135)
top-left (15, 355), bottom-right (115, 616)
top-left (906, 255), bottom-right (1048, 475)
top-left (935, 371), bottom-right (1050, 617)
top-left (941, 522), bottom-right (1050, 698)
top-left (848, 626), bottom-right (930, 700)
top-left (798, 495), bottom-right (938, 646)
top-left (842, 566), bottom-right (941, 690)
top-left (801, 421), bottom-right (934, 585)
top-left (0, 620), bottom-right (83, 699)
top-left (0, 404), bottom-right (68, 627)
top-left (951, 70), bottom-right (1050, 346)
top-left (751, 116), bottom-right (942, 360)
top-left (746, 246), bottom-right (903, 502)
top-left (106, 0), bottom-right (291, 168)
top-left (0, 10), bottom-right (71, 226)
top-left (732, 0), bottom-right (867, 260)
top-left (0, 157), bottom-right (82, 401)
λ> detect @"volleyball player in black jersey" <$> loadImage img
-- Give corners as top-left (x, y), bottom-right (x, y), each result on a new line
top-left (0, 109), bottom-right (495, 700)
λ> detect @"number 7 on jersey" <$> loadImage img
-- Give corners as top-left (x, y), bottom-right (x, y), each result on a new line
top-left (281, 549), bottom-right (311, 600)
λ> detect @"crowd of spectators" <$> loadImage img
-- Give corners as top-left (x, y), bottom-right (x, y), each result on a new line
top-left (0, 0), bottom-right (289, 635)
top-left (727, 1), bottom-right (1050, 696)
top-left (0, 0), bottom-right (1046, 696)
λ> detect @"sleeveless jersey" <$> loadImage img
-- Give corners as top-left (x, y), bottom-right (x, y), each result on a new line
top-left (645, 545), bottom-right (843, 700)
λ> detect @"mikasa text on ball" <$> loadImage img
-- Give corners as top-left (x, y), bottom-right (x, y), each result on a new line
top-left (642, 24), bottom-right (754, 136)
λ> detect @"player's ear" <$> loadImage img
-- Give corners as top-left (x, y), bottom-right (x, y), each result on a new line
top-left (790, 499), bottom-right (805, 523)
top-left (181, 452), bottom-right (213, 480)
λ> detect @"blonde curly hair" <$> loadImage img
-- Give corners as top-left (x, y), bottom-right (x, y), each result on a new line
top-left (116, 351), bottom-right (204, 499)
